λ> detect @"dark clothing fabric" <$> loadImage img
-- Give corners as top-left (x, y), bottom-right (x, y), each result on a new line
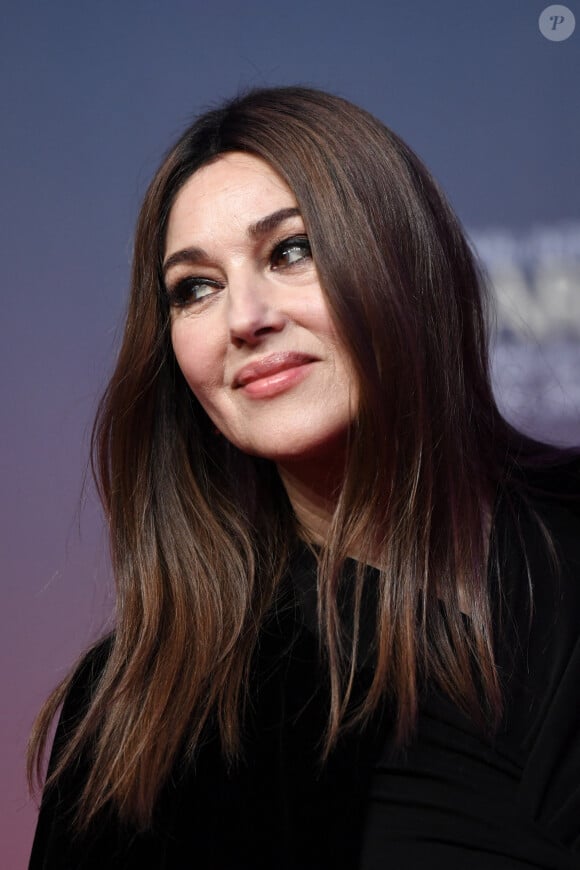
top-left (30, 462), bottom-right (580, 868)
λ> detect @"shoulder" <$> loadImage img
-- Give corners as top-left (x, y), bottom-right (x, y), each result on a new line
top-left (64, 634), bottom-right (113, 710)
top-left (507, 451), bottom-right (580, 504)
top-left (496, 451), bottom-right (580, 600)
top-left (496, 453), bottom-right (580, 572)
top-left (493, 454), bottom-right (580, 715)
top-left (47, 634), bottom-right (114, 771)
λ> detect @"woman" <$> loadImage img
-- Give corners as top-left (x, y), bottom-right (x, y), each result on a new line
top-left (29, 86), bottom-right (580, 868)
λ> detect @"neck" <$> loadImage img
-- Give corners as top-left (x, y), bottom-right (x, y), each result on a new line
top-left (277, 457), bottom-right (344, 545)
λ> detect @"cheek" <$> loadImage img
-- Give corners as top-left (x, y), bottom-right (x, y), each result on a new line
top-left (302, 294), bottom-right (343, 350)
top-left (171, 321), bottom-right (218, 397)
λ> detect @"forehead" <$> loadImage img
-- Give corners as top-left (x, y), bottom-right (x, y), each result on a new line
top-left (166, 152), bottom-right (297, 242)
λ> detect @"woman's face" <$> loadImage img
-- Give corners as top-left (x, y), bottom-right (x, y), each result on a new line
top-left (165, 152), bottom-right (357, 470)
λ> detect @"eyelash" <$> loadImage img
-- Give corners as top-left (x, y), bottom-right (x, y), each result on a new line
top-left (167, 276), bottom-right (223, 309)
top-left (166, 234), bottom-right (312, 308)
top-left (270, 234), bottom-right (312, 270)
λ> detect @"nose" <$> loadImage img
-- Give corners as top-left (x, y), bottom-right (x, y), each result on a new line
top-left (227, 268), bottom-right (286, 348)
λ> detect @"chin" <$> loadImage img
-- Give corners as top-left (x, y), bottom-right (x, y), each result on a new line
top-left (236, 430), bottom-right (349, 468)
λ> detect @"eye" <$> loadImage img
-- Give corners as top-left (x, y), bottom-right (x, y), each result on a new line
top-left (270, 235), bottom-right (312, 270)
top-left (167, 277), bottom-right (222, 308)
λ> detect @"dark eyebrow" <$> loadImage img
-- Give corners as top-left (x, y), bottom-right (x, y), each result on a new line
top-left (162, 207), bottom-right (302, 277)
top-left (163, 246), bottom-right (207, 277)
top-left (248, 207), bottom-right (301, 238)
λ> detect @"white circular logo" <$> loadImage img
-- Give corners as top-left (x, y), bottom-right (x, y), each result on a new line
top-left (539, 5), bottom-right (576, 41)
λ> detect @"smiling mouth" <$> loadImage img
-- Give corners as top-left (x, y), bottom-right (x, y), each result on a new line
top-left (233, 352), bottom-right (316, 399)
top-left (234, 352), bottom-right (316, 387)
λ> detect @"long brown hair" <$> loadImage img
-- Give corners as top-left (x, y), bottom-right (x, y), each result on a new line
top-left (29, 86), bottom-right (557, 830)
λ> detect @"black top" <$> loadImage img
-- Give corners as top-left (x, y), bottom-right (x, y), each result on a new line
top-left (30, 463), bottom-right (580, 869)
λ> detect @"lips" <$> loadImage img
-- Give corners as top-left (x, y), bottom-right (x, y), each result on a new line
top-left (233, 352), bottom-right (316, 389)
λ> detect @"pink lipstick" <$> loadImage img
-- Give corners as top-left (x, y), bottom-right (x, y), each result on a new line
top-left (233, 352), bottom-right (316, 399)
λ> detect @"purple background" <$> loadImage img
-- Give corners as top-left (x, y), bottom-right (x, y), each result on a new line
top-left (2, 2), bottom-right (579, 865)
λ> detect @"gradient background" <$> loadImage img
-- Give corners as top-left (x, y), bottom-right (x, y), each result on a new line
top-left (2, 2), bottom-right (579, 865)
